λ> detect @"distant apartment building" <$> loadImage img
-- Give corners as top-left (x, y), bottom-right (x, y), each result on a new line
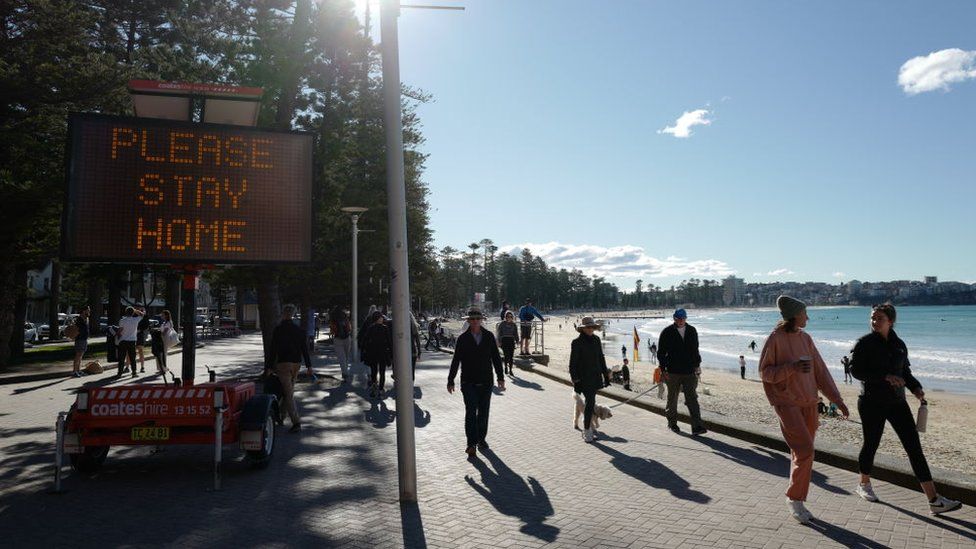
top-left (722, 276), bottom-right (745, 306)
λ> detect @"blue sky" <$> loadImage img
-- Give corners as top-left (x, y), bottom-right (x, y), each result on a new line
top-left (365, 1), bottom-right (976, 289)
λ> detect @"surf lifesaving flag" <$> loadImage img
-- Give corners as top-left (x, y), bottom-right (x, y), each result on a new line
top-left (633, 327), bottom-right (640, 362)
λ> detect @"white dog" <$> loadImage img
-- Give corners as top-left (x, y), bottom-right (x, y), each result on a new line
top-left (573, 392), bottom-right (613, 430)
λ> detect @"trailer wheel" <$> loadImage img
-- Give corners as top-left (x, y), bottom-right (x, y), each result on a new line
top-left (246, 413), bottom-right (275, 468)
top-left (69, 445), bottom-right (109, 474)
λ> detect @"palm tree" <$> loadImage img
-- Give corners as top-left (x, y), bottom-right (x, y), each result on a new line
top-left (468, 242), bottom-right (480, 302)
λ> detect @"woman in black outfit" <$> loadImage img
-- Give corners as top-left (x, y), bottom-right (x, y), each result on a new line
top-left (361, 311), bottom-right (392, 399)
top-left (850, 303), bottom-right (961, 514)
top-left (569, 316), bottom-right (610, 443)
top-left (496, 311), bottom-right (519, 375)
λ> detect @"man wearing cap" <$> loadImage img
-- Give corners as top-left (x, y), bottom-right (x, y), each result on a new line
top-left (517, 298), bottom-right (546, 356)
top-left (448, 308), bottom-right (505, 457)
top-left (657, 309), bottom-right (707, 435)
top-left (570, 316), bottom-right (611, 443)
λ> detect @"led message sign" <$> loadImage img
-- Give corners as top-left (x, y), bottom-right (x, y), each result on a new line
top-left (62, 113), bottom-right (312, 264)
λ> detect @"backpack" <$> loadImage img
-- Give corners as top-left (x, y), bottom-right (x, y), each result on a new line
top-left (335, 319), bottom-right (351, 339)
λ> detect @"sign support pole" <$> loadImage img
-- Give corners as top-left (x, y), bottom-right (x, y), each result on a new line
top-left (380, 0), bottom-right (417, 503)
top-left (181, 269), bottom-right (199, 387)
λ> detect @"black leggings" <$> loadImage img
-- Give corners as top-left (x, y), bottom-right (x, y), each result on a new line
top-left (582, 388), bottom-right (597, 430)
top-left (501, 338), bottom-right (515, 366)
top-left (858, 395), bottom-right (932, 482)
top-left (117, 341), bottom-right (137, 374)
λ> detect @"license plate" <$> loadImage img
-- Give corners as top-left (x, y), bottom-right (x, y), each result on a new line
top-left (131, 427), bottom-right (170, 441)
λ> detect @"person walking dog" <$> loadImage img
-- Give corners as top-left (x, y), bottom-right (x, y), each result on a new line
top-left (850, 303), bottom-right (961, 515)
top-left (759, 295), bottom-right (849, 524)
top-left (447, 308), bottom-right (505, 457)
top-left (656, 309), bottom-right (707, 435)
top-left (569, 317), bottom-right (610, 443)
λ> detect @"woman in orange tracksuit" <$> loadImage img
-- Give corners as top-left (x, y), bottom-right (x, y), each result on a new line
top-left (759, 295), bottom-right (849, 524)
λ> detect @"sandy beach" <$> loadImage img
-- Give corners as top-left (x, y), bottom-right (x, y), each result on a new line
top-left (445, 311), bottom-right (976, 477)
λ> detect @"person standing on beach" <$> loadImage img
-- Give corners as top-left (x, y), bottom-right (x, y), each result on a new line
top-left (759, 295), bottom-right (849, 524)
top-left (749, 340), bottom-right (757, 352)
top-left (447, 308), bottom-right (505, 457)
top-left (849, 303), bottom-right (961, 515)
top-left (496, 311), bottom-right (519, 375)
top-left (739, 355), bottom-right (747, 380)
top-left (569, 317), bottom-right (610, 443)
top-left (499, 300), bottom-right (512, 321)
top-left (841, 355), bottom-right (853, 384)
top-left (620, 344), bottom-right (627, 361)
top-left (649, 342), bottom-right (657, 364)
top-left (517, 299), bottom-right (545, 355)
top-left (657, 309), bottom-right (707, 435)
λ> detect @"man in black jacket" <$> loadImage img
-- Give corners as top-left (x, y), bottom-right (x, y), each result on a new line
top-left (265, 304), bottom-right (314, 433)
top-left (657, 309), bottom-right (707, 435)
top-left (447, 308), bottom-right (505, 457)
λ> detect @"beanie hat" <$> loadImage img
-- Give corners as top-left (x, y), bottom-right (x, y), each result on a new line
top-left (777, 295), bottom-right (806, 320)
top-left (673, 308), bottom-right (688, 320)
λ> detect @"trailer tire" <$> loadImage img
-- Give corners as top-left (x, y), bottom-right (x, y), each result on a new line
top-left (69, 445), bottom-right (109, 474)
top-left (246, 413), bottom-right (275, 469)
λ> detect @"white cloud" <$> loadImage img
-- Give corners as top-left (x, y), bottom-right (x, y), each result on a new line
top-left (898, 48), bottom-right (976, 95)
top-left (832, 271), bottom-right (846, 278)
top-left (497, 242), bottom-right (735, 280)
top-left (753, 268), bottom-right (794, 277)
top-left (658, 108), bottom-right (712, 138)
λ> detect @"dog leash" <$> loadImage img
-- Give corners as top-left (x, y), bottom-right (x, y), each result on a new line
top-left (607, 383), bottom-right (663, 409)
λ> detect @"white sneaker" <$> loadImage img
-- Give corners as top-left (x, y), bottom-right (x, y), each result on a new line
top-left (789, 500), bottom-right (812, 524)
top-left (856, 483), bottom-right (879, 502)
top-left (929, 495), bottom-right (962, 515)
top-left (583, 428), bottom-right (594, 443)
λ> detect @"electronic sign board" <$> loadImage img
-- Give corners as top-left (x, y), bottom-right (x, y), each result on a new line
top-left (62, 113), bottom-right (313, 264)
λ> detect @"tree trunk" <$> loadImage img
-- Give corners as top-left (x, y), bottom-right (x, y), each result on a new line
top-left (86, 276), bottom-right (103, 336)
top-left (235, 285), bottom-right (245, 327)
top-left (47, 259), bottom-right (61, 340)
top-left (0, 262), bottom-right (24, 367)
top-left (11, 291), bottom-right (27, 359)
top-left (256, 268), bottom-right (280, 362)
top-left (108, 270), bottom-right (122, 326)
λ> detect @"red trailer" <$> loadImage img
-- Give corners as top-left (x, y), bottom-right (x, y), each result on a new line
top-left (59, 381), bottom-right (278, 476)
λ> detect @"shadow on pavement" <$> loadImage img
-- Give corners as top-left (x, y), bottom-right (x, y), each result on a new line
top-left (364, 399), bottom-right (396, 429)
top-left (414, 404), bottom-right (431, 428)
top-left (465, 448), bottom-right (559, 542)
top-left (805, 518), bottom-right (892, 548)
top-left (509, 376), bottom-right (543, 391)
top-left (879, 501), bottom-right (976, 542)
top-left (690, 436), bottom-right (850, 495)
top-left (591, 441), bottom-right (712, 504)
top-left (400, 501), bottom-right (428, 549)
top-left (11, 377), bottom-right (69, 395)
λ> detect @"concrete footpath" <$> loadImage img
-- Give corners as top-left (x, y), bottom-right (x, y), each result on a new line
top-left (0, 334), bottom-right (973, 548)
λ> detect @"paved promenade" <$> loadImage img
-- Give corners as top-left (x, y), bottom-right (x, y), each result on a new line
top-left (0, 334), bottom-right (973, 548)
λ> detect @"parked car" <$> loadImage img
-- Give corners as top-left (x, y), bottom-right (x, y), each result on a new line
top-left (23, 322), bottom-right (38, 343)
top-left (38, 313), bottom-right (78, 339)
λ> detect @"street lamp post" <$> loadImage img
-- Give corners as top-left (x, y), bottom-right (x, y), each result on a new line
top-left (380, 0), bottom-right (463, 505)
top-left (341, 206), bottom-right (368, 363)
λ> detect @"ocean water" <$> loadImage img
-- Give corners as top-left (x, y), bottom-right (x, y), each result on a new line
top-left (602, 306), bottom-right (976, 395)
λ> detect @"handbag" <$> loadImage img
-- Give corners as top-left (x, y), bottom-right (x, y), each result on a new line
top-left (162, 326), bottom-right (179, 349)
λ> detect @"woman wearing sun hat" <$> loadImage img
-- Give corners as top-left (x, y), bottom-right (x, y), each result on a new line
top-left (759, 295), bottom-right (849, 524)
top-left (569, 316), bottom-right (610, 443)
